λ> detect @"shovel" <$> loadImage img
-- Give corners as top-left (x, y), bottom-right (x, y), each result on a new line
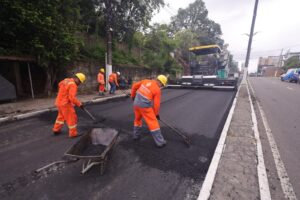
top-left (159, 119), bottom-right (191, 147)
top-left (82, 107), bottom-right (105, 124)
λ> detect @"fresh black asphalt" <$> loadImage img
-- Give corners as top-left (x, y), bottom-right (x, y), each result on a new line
top-left (0, 89), bottom-right (235, 200)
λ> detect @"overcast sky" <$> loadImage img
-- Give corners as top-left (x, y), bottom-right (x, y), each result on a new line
top-left (152, 0), bottom-right (300, 72)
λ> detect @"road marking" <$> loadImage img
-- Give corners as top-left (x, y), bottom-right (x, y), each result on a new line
top-left (246, 80), bottom-right (272, 200)
top-left (248, 81), bottom-right (298, 200)
top-left (197, 82), bottom-right (241, 200)
top-left (287, 86), bottom-right (294, 91)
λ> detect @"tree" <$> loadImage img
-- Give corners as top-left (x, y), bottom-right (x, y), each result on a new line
top-left (142, 24), bottom-right (180, 74)
top-left (0, 0), bottom-right (82, 95)
top-left (283, 56), bottom-right (300, 70)
top-left (93, 0), bottom-right (165, 65)
top-left (170, 0), bottom-right (223, 46)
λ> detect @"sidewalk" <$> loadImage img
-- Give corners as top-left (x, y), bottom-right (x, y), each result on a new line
top-left (0, 89), bottom-right (130, 119)
top-left (199, 80), bottom-right (268, 200)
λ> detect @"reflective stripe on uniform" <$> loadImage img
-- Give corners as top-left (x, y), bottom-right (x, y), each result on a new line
top-left (68, 82), bottom-right (75, 85)
top-left (55, 120), bottom-right (64, 124)
top-left (140, 84), bottom-right (151, 94)
top-left (68, 124), bottom-right (77, 129)
top-left (150, 128), bottom-right (160, 132)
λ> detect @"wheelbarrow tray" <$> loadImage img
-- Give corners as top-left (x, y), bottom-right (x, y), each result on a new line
top-left (64, 128), bottom-right (119, 174)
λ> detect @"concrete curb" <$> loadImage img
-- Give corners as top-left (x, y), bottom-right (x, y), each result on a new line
top-left (0, 94), bottom-right (127, 125)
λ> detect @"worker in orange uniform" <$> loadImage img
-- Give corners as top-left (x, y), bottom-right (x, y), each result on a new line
top-left (108, 71), bottom-right (120, 94)
top-left (131, 75), bottom-right (168, 147)
top-left (97, 68), bottom-right (105, 96)
top-left (52, 73), bottom-right (86, 138)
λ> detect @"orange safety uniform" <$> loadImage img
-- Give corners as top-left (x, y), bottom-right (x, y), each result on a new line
top-left (97, 72), bottom-right (105, 92)
top-left (131, 79), bottom-right (161, 132)
top-left (52, 78), bottom-right (82, 137)
top-left (108, 73), bottom-right (119, 87)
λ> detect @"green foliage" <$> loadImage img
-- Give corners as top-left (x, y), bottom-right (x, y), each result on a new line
top-left (0, 0), bottom-right (82, 68)
top-left (0, 0), bottom-right (226, 81)
top-left (170, 0), bottom-right (223, 46)
top-left (93, 0), bottom-right (164, 43)
top-left (141, 24), bottom-right (179, 74)
top-left (80, 41), bottom-right (106, 60)
top-left (113, 49), bottom-right (139, 66)
top-left (283, 56), bottom-right (300, 70)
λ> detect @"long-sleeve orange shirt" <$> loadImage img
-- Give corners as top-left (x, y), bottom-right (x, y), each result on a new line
top-left (131, 79), bottom-right (161, 115)
top-left (108, 73), bottom-right (119, 86)
top-left (97, 72), bottom-right (105, 84)
top-left (55, 78), bottom-right (82, 107)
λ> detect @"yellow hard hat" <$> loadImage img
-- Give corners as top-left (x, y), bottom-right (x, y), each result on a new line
top-left (100, 68), bottom-right (105, 73)
top-left (157, 75), bottom-right (168, 86)
top-left (75, 73), bottom-right (86, 83)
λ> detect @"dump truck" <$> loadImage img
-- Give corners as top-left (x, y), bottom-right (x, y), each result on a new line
top-left (168, 45), bottom-right (238, 89)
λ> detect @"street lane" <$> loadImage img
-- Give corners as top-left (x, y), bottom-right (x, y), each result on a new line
top-left (0, 89), bottom-right (235, 200)
top-left (249, 77), bottom-right (300, 197)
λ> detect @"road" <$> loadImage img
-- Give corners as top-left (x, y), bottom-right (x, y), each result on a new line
top-left (0, 89), bottom-right (235, 200)
top-left (249, 77), bottom-right (300, 198)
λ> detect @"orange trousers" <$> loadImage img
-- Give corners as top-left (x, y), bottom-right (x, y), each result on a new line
top-left (99, 84), bottom-right (105, 92)
top-left (52, 104), bottom-right (78, 137)
top-left (134, 106), bottom-right (160, 131)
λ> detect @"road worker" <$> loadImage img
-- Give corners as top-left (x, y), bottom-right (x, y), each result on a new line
top-left (131, 75), bottom-right (168, 147)
top-left (108, 71), bottom-right (120, 94)
top-left (52, 73), bottom-right (86, 138)
top-left (97, 68), bottom-right (105, 96)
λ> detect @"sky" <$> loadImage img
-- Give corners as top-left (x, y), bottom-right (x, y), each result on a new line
top-left (151, 0), bottom-right (300, 72)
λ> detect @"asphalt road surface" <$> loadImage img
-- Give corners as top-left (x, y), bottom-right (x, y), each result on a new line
top-left (250, 77), bottom-right (300, 197)
top-left (0, 89), bottom-right (235, 200)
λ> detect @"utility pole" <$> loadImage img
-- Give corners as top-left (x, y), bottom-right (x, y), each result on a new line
top-left (105, 0), bottom-right (113, 90)
top-left (244, 0), bottom-right (259, 80)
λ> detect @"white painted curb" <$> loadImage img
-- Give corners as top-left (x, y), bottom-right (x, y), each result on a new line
top-left (246, 79), bottom-right (271, 200)
top-left (197, 82), bottom-right (241, 200)
top-left (0, 94), bottom-right (127, 124)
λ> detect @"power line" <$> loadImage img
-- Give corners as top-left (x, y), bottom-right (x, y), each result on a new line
top-left (231, 43), bottom-right (300, 54)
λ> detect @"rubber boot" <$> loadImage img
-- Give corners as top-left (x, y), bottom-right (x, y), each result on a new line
top-left (133, 126), bottom-right (142, 140)
top-left (151, 129), bottom-right (166, 147)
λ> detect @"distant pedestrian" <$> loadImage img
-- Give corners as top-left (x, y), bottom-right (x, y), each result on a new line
top-left (131, 75), bottom-right (168, 147)
top-left (52, 73), bottom-right (86, 138)
top-left (119, 75), bottom-right (128, 89)
top-left (97, 68), bottom-right (105, 96)
top-left (108, 71), bottom-right (120, 94)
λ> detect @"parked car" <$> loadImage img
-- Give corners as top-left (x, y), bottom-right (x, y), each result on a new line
top-left (280, 68), bottom-right (300, 83)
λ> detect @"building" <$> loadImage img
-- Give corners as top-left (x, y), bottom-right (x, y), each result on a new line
top-left (284, 51), bottom-right (300, 60)
top-left (257, 56), bottom-right (281, 75)
top-left (261, 66), bottom-right (284, 77)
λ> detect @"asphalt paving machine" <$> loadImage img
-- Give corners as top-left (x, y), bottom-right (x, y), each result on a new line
top-left (168, 45), bottom-right (238, 89)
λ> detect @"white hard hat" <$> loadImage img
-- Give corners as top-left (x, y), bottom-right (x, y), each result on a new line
top-left (117, 71), bottom-right (120, 75)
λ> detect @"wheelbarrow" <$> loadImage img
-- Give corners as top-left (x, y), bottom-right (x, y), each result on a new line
top-left (64, 128), bottom-right (119, 175)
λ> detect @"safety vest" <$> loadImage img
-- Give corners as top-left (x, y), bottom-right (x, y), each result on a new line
top-left (55, 78), bottom-right (81, 107)
top-left (97, 73), bottom-right (105, 84)
top-left (131, 79), bottom-right (161, 115)
top-left (109, 73), bottom-right (118, 85)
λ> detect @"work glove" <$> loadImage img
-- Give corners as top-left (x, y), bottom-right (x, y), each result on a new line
top-left (79, 104), bottom-right (84, 109)
top-left (132, 96), bottom-right (135, 101)
top-left (156, 115), bottom-right (160, 120)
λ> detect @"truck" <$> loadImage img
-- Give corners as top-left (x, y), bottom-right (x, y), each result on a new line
top-left (168, 45), bottom-right (238, 89)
